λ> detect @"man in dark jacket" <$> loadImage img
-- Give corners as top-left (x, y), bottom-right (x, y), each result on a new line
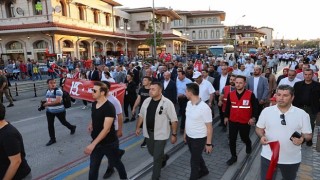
top-left (293, 68), bottom-right (320, 146)
top-left (162, 72), bottom-right (177, 104)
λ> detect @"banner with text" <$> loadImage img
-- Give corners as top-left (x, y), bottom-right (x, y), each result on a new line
top-left (63, 79), bottom-right (126, 105)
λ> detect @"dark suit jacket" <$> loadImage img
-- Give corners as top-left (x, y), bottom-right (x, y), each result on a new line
top-left (89, 70), bottom-right (100, 81)
top-left (157, 72), bottom-right (165, 82)
top-left (162, 80), bottom-right (177, 104)
top-left (293, 80), bottom-right (320, 114)
top-left (213, 75), bottom-right (230, 93)
top-left (170, 68), bottom-right (178, 81)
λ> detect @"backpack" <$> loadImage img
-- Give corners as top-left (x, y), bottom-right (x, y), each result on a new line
top-left (53, 88), bottom-right (72, 108)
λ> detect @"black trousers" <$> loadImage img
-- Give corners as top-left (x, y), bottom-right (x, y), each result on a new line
top-left (228, 121), bottom-right (251, 157)
top-left (46, 111), bottom-right (74, 140)
top-left (186, 136), bottom-right (208, 180)
top-left (178, 96), bottom-right (188, 130)
top-left (124, 98), bottom-right (136, 118)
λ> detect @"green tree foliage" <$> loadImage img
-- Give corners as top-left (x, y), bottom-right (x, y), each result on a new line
top-left (145, 18), bottom-right (164, 47)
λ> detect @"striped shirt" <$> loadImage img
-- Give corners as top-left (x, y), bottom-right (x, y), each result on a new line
top-left (46, 88), bottom-right (65, 113)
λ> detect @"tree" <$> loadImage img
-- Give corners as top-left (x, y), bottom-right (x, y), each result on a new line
top-left (145, 18), bottom-right (164, 49)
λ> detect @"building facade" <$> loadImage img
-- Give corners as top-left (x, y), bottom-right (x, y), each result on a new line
top-left (0, 0), bottom-right (187, 63)
top-left (227, 25), bottom-right (266, 52)
top-left (258, 27), bottom-right (273, 48)
top-left (172, 10), bottom-right (226, 54)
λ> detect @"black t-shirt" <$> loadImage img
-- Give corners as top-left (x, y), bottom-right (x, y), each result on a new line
top-left (91, 100), bottom-right (117, 145)
top-left (146, 99), bottom-right (161, 130)
top-left (0, 123), bottom-right (31, 180)
top-left (138, 87), bottom-right (150, 106)
top-left (301, 83), bottom-right (312, 106)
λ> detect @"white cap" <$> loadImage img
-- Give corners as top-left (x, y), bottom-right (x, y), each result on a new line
top-left (192, 71), bottom-right (202, 79)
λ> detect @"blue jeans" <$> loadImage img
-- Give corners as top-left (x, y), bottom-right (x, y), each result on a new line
top-left (89, 140), bottom-right (127, 180)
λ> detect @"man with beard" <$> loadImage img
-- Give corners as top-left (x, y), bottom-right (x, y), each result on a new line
top-left (218, 74), bottom-right (236, 114)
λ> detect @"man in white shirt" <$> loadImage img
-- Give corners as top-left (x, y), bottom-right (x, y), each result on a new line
top-left (256, 85), bottom-right (312, 180)
top-left (245, 59), bottom-right (254, 75)
top-left (236, 64), bottom-right (251, 77)
top-left (296, 64), bottom-right (318, 81)
top-left (192, 71), bottom-right (215, 107)
top-left (184, 83), bottom-right (213, 179)
top-left (278, 70), bottom-right (301, 87)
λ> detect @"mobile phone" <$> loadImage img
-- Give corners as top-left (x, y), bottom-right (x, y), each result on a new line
top-left (290, 131), bottom-right (302, 141)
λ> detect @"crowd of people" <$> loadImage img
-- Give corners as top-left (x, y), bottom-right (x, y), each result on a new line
top-left (1, 48), bottom-right (320, 180)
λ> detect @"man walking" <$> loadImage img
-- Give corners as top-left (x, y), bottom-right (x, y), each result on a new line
top-left (43, 79), bottom-right (76, 146)
top-left (0, 104), bottom-right (31, 180)
top-left (85, 81), bottom-right (127, 180)
top-left (224, 75), bottom-right (259, 165)
top-left (293, 68), bottom-right (320, 146)
top-left (256, 85), bottom-right (312, 179)
top-left (0, 70), bottom-right (14, 107)
top-left (176, 70), bottom-right (192, 133)
top-left (184, 83), bottom-right (213, 180)
top-left (161, 71), bottom-right (177, 104)
top-left (136, 82), bottom-right (178, 180)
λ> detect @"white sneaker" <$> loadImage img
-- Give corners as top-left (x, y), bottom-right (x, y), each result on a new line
top-left (73, 101), bottom-right (76, 105)
top-left (82, 106), bottom-right (87, 110)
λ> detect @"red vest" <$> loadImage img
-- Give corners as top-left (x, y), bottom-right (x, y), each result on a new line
top-left (229, 90), bottom-right (253, 124)
top-left (222, 85), bottom-right (233, 112)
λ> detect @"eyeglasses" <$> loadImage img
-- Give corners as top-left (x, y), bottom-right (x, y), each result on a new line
top-left (159, 106), bottom-right (163, 115)
top-left (280, 114), bottom-right (286, 125)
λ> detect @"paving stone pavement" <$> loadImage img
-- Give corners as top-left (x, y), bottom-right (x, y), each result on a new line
top-left (156, 124), bottom-right (256, 180)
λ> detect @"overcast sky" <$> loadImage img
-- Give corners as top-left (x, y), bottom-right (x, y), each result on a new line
top-left (116, 0), bottom-right (319, 40)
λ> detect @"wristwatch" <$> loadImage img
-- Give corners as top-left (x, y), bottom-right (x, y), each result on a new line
top-left (171, 133), bottom-right (177, 137)
top-left (206, 144), bottom-right (213, 147)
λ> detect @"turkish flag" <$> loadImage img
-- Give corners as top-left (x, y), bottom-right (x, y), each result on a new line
top-left (266, 141), bottom-right (280, 180)
top-left (63, 79), bottom-right (126, 105)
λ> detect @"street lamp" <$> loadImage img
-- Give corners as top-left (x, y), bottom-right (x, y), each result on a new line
top-left (120, 19), bottom-right (130, 57)
top-left (234, 15), bottom-right (245, 55)
top-left (152, 0), bottom-right (157, 59)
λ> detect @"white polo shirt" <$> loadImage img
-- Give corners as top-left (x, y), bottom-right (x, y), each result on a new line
top-left (186, 100), bottom-right (212, 138)
top-left (257, 105), bottom-right (312, 164)
top-left (198, 80), bottom-right (215, 102)
top-left (108, 95), bottom-right (122, 130)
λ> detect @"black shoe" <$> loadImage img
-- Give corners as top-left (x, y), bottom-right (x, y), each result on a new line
top-left (306, 140), bottom-right (313, 147)
top-left (226, 156), bottom-right (237, 166)
top-left (124, 118), bottom-right (130, 123)
top-left (141, 140), bottom-right (147, 148)
top-left (162, 154), bottom-right (169, 168)
top-left (7, 104), bottom-right (14, 107)
top-left (130, 117), bottom-right (136, 122)
top-left (46, 139), bottom-right (56, 146)
top-left (198, 169), bottom-right (209, 178)
top-left (103, 168), bottom-right (114, 179)
top-left (119, 149), bottom-right (125, 159)
top-left (70, 126), bottom-right (76, 135)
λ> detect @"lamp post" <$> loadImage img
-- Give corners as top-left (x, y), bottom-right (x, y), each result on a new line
top-left (234, 15), bottom-right (245, 55)
top-left (120, 19), bottom-right (130, 57)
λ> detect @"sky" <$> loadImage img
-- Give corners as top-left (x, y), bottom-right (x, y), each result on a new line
top-left (116, 0), bottom-right (319, 40)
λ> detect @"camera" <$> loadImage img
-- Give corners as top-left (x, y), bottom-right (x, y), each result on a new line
top-left (38, 101), bottom-right (46, 111)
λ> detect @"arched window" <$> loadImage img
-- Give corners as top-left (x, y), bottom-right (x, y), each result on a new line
top-left (7, 41), bottom-right (23, 50)
top-left (63, 40), bottom-right (73, 48)
top-left (60, 1), bottom-right (67, 17)
top-left (211, 30), bottom-right (215, 39)
top-left (78, 6), bottom-right (84, 20)
top-left (207, 18), bottom-right (212, 24)
top-left (198, 30), bottom-right (202, 39)
top-left (204, 30), bottom-right (208, 39)
top-left (6, 2), bottom-right (15, 18)
top-left (201, 18), bottom-right (205, 25)
top-left (33, 0), bottom-right (42, 15)
top-left (33, 40), bottom-right (48, 49)
top-left (93, 11), bottom-right (99, 24)
top-left (192, 31), bottom-right (196, 39)
top-left (216, 30), bottom-right (220, 39)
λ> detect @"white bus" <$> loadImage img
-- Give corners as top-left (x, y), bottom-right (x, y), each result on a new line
top-left (208, 45), bottom-right (235, 61)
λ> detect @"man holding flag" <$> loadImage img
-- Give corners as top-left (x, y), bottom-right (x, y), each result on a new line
top-left (256, 85), bottom-right (312, 180)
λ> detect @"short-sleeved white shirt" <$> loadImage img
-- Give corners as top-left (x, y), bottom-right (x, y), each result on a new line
top-left (186, 101), bottom-right (212, 138)
top-left (108, 95), bottom-right (122, 130)
top-left (198, 80), bottom-right (215, 102)
top-left (257, 105), bottom-right (312, 164)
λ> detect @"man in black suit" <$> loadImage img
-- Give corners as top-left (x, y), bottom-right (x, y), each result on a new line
top-left (168, 62), bottom-right (177, 81)
top-left (213, 65), bottom-right (230, 131)
top-left (293, 68), bottom-right (320, 146)
top-left (157, 65), bottom-right (166, 82)
top-left (87, 64), bottom-right (100, 81)
top-left (162, 72), bottom-right (177, 104)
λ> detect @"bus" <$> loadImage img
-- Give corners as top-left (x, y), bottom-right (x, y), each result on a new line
top-left (208, 45), bottom-right (235, 61)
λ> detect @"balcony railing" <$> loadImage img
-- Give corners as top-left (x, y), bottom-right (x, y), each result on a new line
top-left (0, 15), bottom-right (50, 26)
